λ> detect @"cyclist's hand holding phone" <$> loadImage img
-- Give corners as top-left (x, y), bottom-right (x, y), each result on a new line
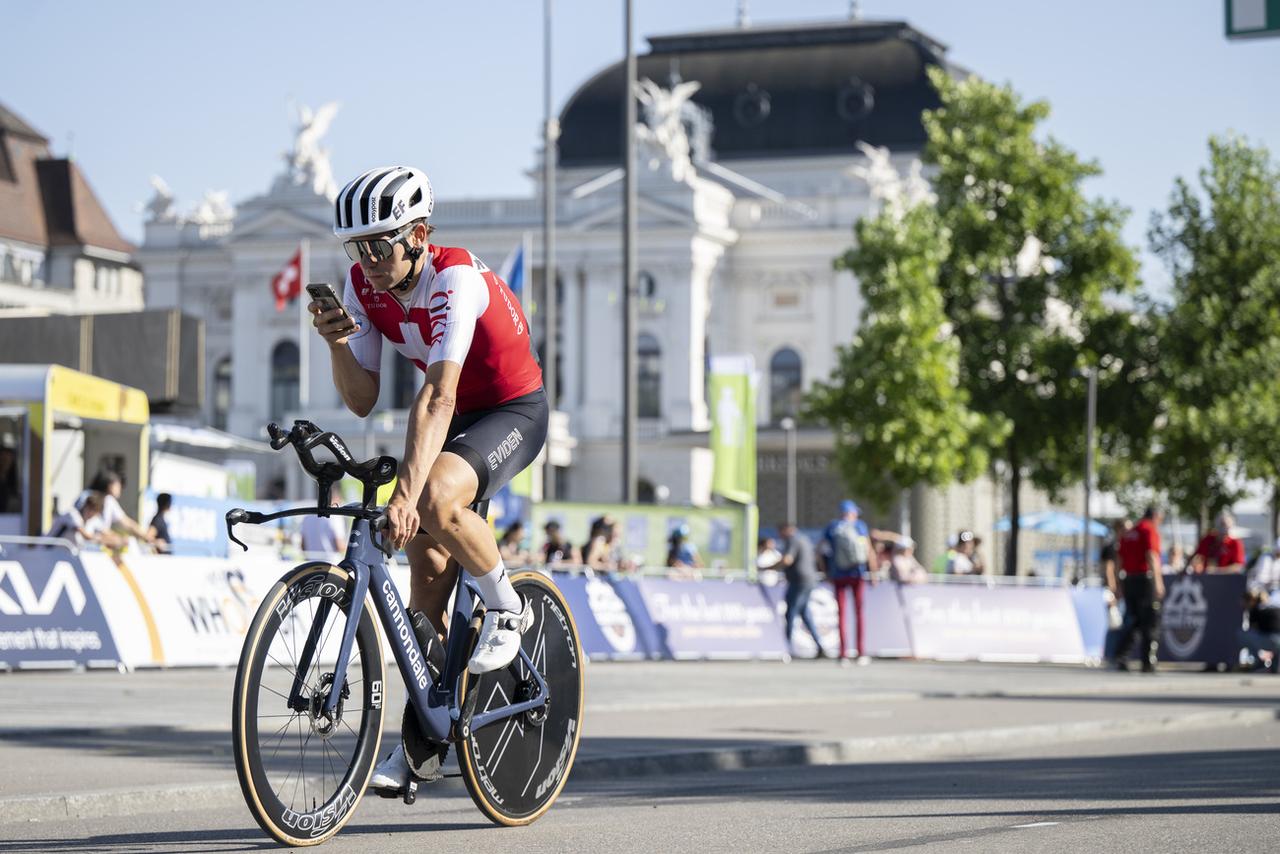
top-left (306, 282), bottom-right (359, 346)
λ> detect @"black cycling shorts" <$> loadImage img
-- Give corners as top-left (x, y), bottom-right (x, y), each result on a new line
top-left (442, 388), bottom-right (548, 503)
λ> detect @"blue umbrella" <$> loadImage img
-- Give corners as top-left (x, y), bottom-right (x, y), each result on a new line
top-left (993, 510), bottom-right (1108, 538)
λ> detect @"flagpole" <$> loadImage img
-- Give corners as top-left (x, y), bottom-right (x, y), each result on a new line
top-left (299, 239), bottom-right (310, 410)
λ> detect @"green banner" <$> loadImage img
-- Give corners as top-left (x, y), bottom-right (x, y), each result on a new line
top-left (531, 501), bottom-right (747, 570)
top-left (709, 356), bottom-right (757, 505)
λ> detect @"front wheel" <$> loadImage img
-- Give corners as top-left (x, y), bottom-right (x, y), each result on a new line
top-left (457, 570), bottom-right (586, 826)
top-left (232, 563), bottom-right (386, 846)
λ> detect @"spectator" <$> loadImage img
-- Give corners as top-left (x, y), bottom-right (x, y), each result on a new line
top-left (300, 485), bottom-right (347, 555)
top-left (605, 522), bottom-right (636, 573)
top-left (1239, 589), bottom-right (1280, 672)
top-left (0, 434), bottom-right (20, 514)
top-left (779, 523), bottom-right (825, 657)
top-left (820, 500), bottom-right (877, 665)
top-left (889, 538), bottom-right (929, 585)
top-left (1166, 542), bottom-right (1187, 574)
top-left (583, 516), bottom-right (616, 571)
top-left (948, 530), bottom-right (977, 575)
top-left (1192, 512), bottom-right (1245, 573)
top-left (540, 520), bottom-right (578, 567)
top-left (1249, 538), bottom-right (1280, 591)
top-left (757, 536), bottom-right (783, 572)
top-left (1102, 519), bottom-right (1132, 597)
top-left (498, 521), bottom-right (530, 568)
top-left (147, 493), bottom-right (173, 555)
top-left (666, 524), bottom-right (703, 570)
top-left (970, 535), bottom-right (987, 575)
top-left (1112, 504), bottom-right (1166, 672)
top-left (47, 491), bottom-right (105, 548)
top-left (79, 471), bottom-right (155, 546)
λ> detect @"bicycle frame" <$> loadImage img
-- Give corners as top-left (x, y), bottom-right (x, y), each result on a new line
top-left (283, 515), bottom-right (549, 743)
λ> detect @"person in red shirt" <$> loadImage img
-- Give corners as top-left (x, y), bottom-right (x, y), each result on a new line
top-left (1111, 505), bottom-right (1166, 672)
top-left (1191, 512), bottom-right (1246, 573)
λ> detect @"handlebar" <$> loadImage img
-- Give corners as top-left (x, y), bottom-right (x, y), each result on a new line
top-left (225, 421), bottom-right (399, 555)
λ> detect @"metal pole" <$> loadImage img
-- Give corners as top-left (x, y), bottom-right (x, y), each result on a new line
top-left (621, 0), bottom-right (638, 504)
top-left (298, 239), bottom-right (310, 410)
top-left (543, 0), bottom-right (558, 500)
top-left (1083, 366), bottom-right (1097, 580)
top-left (781, 417), bottom-right (796, 525)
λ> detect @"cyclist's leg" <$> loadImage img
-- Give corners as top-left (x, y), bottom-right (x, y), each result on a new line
top-left (405, 532), bottom-right (457, 638)
top-left (416, 453), bottom-right (498, 588)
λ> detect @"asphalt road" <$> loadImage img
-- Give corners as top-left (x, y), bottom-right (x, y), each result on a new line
top-left (2, 660), bottom-right (1278, 852)
top-left (3, 721), bottom-right (1278, 853)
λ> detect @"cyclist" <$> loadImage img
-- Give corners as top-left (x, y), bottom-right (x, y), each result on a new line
top-left (311, 165), bottom-right (547, 791)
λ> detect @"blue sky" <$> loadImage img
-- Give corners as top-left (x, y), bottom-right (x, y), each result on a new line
top-left (4, 1), bottom-right (1277, 292)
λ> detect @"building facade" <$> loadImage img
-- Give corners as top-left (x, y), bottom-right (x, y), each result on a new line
top-left (139, 18), bottom-right (1057, 566)
top-left (0, 102), bottom-right (143, 315)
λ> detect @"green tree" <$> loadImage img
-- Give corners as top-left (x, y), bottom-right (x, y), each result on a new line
top-left (808, 199), bottom-right (1006, 512)
top-left (1149, 135), bottom-right (1280, 530)
top-left (816, 69), bottom-right (1141, 574)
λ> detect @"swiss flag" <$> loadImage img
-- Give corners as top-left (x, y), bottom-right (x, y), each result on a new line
top-left (271, 247), bottom-right (303, 311)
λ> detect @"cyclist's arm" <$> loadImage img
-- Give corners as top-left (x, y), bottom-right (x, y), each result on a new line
top-left (322, 273), bottom-right (381, 417)
top-left (391, 359), bottom-right (460, 508)
top-left (390, 265), bottom-right (488, 507)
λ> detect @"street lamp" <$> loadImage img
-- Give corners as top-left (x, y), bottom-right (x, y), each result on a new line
top-left (1082, 365), bottom-right (1097, 581)
top-left (780, 417), bottom-right (797, 526)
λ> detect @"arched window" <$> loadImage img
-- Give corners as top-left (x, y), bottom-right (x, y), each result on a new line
top-left (212, 357), bottom-right (232, 431)
top-left (769, 347), bottom-right (803, 423)
top-left (270, 341), bottom-right (300, 422)
top-left (638, 333), bottom-right (662, 419)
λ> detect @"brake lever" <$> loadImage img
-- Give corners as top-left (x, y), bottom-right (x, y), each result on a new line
top-left (371, 512), bottom-right (395, 558)
top-left (225, 508), bottom-right (265, 552)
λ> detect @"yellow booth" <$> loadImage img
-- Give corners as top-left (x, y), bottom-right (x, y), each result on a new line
top-left (0, 364), bottom-right (149, 537)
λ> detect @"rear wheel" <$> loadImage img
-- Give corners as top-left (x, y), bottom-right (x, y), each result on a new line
top-left (232, 563), bottom-right (385, 846)
top-left (457, 570), bottom-right (585, 826)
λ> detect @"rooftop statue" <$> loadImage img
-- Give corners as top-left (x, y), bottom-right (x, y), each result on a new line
top-left (277, 101), bottom-right (340, 199)
top-left (635, 78), bottom-right (704, 184)
top-left (144, 175), bottom-right (177, 223)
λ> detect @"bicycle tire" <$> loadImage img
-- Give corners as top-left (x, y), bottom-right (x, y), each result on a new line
top-left (457, 570), bottom-right (586, 826)
top-left (232, 562), bottom-right (386, 846)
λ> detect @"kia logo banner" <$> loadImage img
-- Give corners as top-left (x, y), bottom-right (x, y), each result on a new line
top-left (0, 545), bottom-right (120, 668)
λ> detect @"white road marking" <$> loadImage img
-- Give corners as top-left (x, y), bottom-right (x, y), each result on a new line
top-left (1011, 822), bottom-right (1060, 829)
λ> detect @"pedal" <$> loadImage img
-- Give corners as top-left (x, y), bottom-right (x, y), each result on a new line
top-left (403, 779), bottom-right (417, 805)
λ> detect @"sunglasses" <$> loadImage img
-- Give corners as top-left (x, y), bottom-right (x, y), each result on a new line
top-left (343, 223), bottom-right (418, 264)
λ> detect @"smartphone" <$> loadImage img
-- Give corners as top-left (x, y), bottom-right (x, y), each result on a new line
top-left (306, 282), bottom-right (346, 316)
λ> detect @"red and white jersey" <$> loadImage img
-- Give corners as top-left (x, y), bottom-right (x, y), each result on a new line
top-left (342, 245), bottom-right (542, 413)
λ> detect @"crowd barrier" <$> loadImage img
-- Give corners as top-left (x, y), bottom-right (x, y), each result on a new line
top-left (0, 544), bottom-right (1248, 670)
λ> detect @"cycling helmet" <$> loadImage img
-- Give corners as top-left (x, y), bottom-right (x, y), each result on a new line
top-left (333, 166), bottom-right (434, 239)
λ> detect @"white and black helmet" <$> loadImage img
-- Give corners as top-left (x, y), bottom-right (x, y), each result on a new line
top-left (333, 166), bottom-right (434, 239)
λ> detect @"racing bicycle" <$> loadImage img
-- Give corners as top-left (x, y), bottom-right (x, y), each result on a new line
top-left (226, 420), bottom-right (584, 846)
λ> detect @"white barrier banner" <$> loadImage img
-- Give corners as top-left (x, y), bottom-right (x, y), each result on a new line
top-left (80, 552), bottom-right (411, 669)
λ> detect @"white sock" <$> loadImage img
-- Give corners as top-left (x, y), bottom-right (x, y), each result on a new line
top-left (470, 560), bottom-right (522, 612)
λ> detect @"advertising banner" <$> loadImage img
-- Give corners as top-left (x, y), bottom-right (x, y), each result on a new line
top-left (1158, 572), bottom-right (1246, 665)
top-left (759, 580), bottom-right (914, 658)
top-left (0, 544), bottom-right (120, 668)
top-left (142, 490), bottom-right (233, 557)
top-left (550, 571), bottom-right (651, 660)
top-left (708, 355), bottom-right (757, 505)
top-left (1071, 587), bottom-right (1109, 662)
top-left (899, 584), bottom-right (1087, 663)
top-left (633, 577), bottom-right (785, 659)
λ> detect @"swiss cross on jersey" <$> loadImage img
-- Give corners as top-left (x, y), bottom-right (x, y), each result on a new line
top-left (343, 246), bottom-right (542, 413)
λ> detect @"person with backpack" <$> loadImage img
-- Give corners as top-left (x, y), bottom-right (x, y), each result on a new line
top-left (820, 500), bottom-right (878, 665)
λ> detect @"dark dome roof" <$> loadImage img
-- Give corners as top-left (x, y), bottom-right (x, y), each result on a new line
top-left (558, 19), bottom-right (955, 168)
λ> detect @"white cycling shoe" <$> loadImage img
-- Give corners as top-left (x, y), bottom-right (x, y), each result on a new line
top-left (467, 597), bottom-right (533, 674)
top-left (368, 744), bottom-right (412, 792)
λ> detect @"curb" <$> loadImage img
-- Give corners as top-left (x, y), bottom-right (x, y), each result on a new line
top-left (2, 706), bottom-right (1275, 825)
